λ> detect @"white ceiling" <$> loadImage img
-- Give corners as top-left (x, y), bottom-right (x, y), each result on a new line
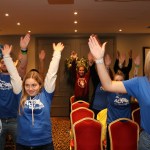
top-left (0, 0), bottom-right (150, 35)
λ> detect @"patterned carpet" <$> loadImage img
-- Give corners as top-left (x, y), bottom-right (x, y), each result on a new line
top-left (5, 117), bottom-right (71, 150)
top-left (52, 117), bottom-right (71, 150)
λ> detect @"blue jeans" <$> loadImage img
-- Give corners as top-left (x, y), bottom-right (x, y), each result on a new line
top-left (138, 130), bottom-right (150, 150)
top-left (0, 119), bottom-right (17, 150)
top-left (16, 143), bottom-right (54, 150)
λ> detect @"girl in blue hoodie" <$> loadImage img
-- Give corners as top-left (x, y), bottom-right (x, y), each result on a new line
top-left (2, 42), bottom-right (64, 150)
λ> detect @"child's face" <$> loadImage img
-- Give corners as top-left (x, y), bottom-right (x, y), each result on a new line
top-left (78, 66), bottom-right (85, 77)
top-left (0, 59), bottom-right (7, 72)
top-left (25, 78), bottom-right (41, 97)
top-left (114, 75), bottom-right (124, 81)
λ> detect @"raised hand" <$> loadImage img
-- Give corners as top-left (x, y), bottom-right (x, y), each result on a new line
top-left (88, 52), bottom-right (94, 66)
top-left (20, 33), bottom-right (30, 49)
top-left (39, 50), bottom-right (46, 61)
top-left (70, 51), bottom-right (78, 59)
top-left (104, 54), bottom-right (112, 67)
top-left (128, 49), bottom-right (132, 58)
top-left (116, 50), bottom-right (120, 59)
top-left (134, 55), bottom-right (140, 66)
top-left (88, 35), bottom-right (107, 60)
top-left (53, 42), bottom-right (64, 52)
top-left (1, 44), bottom-right (12, 56)
top-left (119, 52), bottom-right (126, 64)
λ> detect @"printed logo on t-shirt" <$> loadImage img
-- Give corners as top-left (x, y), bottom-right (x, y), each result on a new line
top-left (77, 78), bottom-right (87, 88)
top-left (0, 79), bottom-right (12, 90)
top-left (114, 95), bottom-right (129, 106)
top-left (25, 99), bottom-right (44, 110)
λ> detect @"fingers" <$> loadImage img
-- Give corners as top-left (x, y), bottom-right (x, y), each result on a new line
top-left (53, 42), bottom-right (64, 52)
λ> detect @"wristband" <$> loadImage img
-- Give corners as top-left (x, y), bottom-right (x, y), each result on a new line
top-left (21, 49), bottom-right (28, 55)
top-left (95, 58), bottom-right (104, 64)
top-left (135, 65), bottom-right (140, 68)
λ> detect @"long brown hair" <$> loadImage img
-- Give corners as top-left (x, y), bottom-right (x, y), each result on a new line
top-left (144, 50), bottom-right (150, 79)
top-left (19, 70), bottom-right (43, 114)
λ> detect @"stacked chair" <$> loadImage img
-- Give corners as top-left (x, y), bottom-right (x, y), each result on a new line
top-left (108, 118), bottom-right (139, 150)
top-left (132, 107), bottom-right (141, 131)
top-left (69, 98), bottom-right (103, 150)
top-left (73, 117), bottom-right (103, 150)
top-left (71, 100), bottom-right (90, 111)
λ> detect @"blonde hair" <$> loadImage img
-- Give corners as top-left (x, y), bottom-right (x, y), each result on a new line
top-left (144, 50), bottom-right (150, 79)
top-left (19, 70), bottom-right (43, 114)
top-left (114, 70), bottom-right (125, 80)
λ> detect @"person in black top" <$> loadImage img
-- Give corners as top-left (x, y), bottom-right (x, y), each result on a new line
top-left (114, 50), bottom-right (132, 80)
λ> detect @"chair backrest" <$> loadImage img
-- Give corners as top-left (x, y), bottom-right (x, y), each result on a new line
top-left (73, 117), bottom-right (103, 150)
top-left (132, 107), bottom-right (141, 129)
top-left (131, 101), bottom-right (139, 112)
top-left (70, 107), bottom-right (95, 125)
top-left (109, 118), bottom-right (139, 150)
top-left (71, 100), bottom-right (90, 111)
top-left (70, 95), bottom-right (75, 104)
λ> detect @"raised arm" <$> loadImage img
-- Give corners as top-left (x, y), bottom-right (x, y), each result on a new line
top-left (133, 55), bottom-right (140, 77)
top-left (114, 50), bottom-right (120, 73)
top-left (44, 42), bottom-right (64, 93)
top-left (17, 33), bottom-right (30, 79)
top-left (126, 49), bottom-right (132, 71)
top-left (88, 35), bottom-right (127, 93)
top-left (2, 44), bottom-right (22, 94)
top-left (38, 50), bottom-right (46, 78)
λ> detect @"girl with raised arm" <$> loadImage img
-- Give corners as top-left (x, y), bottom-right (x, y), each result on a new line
top-left (88, 35), bottom-right (150, 150)
top-left (2, 42), bottom-right (64, 150)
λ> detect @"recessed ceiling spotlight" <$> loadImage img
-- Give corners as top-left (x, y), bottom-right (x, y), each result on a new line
top-left (5, 13), bottom-right (9, 17)
top-left (74, 21), bottom-right (78, 24)
top-left (17, 22), bottom-right (21, 26)
top-left (74, 11), bottom-right (78, 15)
top-left (74, 29), bottom-right (77, 32)
top-left (28, 30), bottom-right (31, 33)
top-left (119, 29), bottom-right (122, 32)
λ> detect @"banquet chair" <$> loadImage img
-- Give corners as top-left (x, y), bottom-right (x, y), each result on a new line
top-left (71, 100), bottom-right (90, 111)
top-left (132, 107), bottom-right (141, 131)
top-left (70, 107), bottom-right (95, 125)
top-left (73, 117), bottom-right (103, 150)
top-left (70, 95), bottom-right (75, 104)
top-left (70, 107), bottom-right (95, 149)
top-left (109, 118), bottom-right (139, 150)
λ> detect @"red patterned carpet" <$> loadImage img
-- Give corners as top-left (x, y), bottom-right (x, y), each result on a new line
top-left (5, 117), bottom-right (71, 150)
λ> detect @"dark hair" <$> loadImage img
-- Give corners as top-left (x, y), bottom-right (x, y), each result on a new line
top-left (0, 44), bottom-right (3, 59)
top-left (115, 70), bottom-right (125, 79)
top-left (29, 69), bottom-right (39, 73)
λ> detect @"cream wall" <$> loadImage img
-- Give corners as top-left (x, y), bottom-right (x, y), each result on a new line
top-left (0, 35), bottom-right (36, 72)
top-left (1, 34), bottom-right (150, 77)
top-left (116, 34), bottom-right (150, 77)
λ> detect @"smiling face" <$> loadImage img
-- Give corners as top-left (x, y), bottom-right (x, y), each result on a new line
top-left (0, 59), bottom-right (8, 73)
top-left (78, 66), bottom-right (85, 77)
top-left (25, 78), bottom-right (41, 97)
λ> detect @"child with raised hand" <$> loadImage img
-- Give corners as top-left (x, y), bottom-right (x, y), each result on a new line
top-left (0, 33), bottom-right (30, 150)
top-left (88, 34), bottom-right (150, 150)
top-left (2, 42), bottom-right (64, 150)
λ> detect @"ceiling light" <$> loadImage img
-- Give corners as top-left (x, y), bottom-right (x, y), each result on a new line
top-left (17, 22), bottom-right (21, 26)
top-left (74, 21), bottom-right (78, 24)
top-left (74, 11), bottom-right (78, 15)
top-left (5, 13), bottom-right (9, 17)
top-left (74, 29), bottom-right (77, 32)
top-left (28, 30), bottom-right (31, 33)
top-left (119, 29), bottom-right (122, 32)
